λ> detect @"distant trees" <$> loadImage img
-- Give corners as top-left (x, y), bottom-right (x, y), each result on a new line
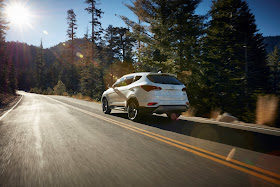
top-left (267, 46), bottom-right (280, 95)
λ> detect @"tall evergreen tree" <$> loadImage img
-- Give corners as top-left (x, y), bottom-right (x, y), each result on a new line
top-left (103, 25), bottom-right (117, 64)
top-left (78, 41), bottom-right (102, 99)
top-left (124, 0), bottom-right (204, 112)
top-left (120, 16), bottom-right (150, 70)
top-left (84, 0), bottom-right (105, 94)
top-left (267, 46), bottom-right (280, 95)
top-left (66, 9), bottom-right (79, 93)
top-left (85, 0), bottom-right (103, 59)
top-left (104, 26), bottom-right (135, 62)
top-left (66, 9), bottom-right (77, 64)
top-left (34, 39), bottom-right (46, 90)
top-left (125, 0), bottom-right (203, 73)
top-left (202, 0), bottom-right (268, 121)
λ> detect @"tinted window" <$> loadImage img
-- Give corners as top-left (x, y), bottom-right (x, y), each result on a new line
top-left (133, 76), bottom-right (142, 82)
top-left (113, 76), bottom-right (134, 87)
top-left (147, 75), bottom-right (183, 85)
top-left (124, 76), bottom-right (134, 85)
top-left (113, 78), bottom-right (125, 87)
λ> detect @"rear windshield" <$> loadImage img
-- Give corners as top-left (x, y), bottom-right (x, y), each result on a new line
top-left (147, 75), bottom-right (183, 85)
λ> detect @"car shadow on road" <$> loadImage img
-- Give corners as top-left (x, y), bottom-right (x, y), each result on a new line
top-left (111, 113), bottom-right (280, 156)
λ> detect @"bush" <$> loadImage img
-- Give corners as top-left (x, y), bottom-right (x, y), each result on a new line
top-left (47, 87), bottom-right (54, 95)
top-left (54, 80), bottom-right (67, 95)
top-left (74, 93), bottom-right (84, 100)
top-left (30, 87), bottom-right (38, 93)
top-left (42, 90), bottom-right (48, 95)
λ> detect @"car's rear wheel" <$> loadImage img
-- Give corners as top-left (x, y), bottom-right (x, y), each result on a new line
top-left (127, 100), bottom-right (140, 121)
top-left (102, 98), bottom-right (111, 114)
top-left (167, 112), bottom-right (181, 120)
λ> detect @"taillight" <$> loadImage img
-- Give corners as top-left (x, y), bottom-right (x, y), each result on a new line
top-left (186, 102), bottom-right (189, 106)
top-left (182, 87), bottom-right (187, 91)
top-left (147, 102), bottom-right (158, 106)
top-left (141, 85), bottom-right (162, 92)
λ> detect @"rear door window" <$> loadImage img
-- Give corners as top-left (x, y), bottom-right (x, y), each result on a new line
top-left (124, 76), bottom-right (134, 85)
top-left (113, 78), bottom-right (125, 87)
top-left (147, 75), bottom-right (183, 85)
top-left (114, 76), bottom-right (134, 87)
top-left (133, 76), bottom-right (142, 82)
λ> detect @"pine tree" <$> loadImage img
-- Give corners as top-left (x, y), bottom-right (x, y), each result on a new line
top-left (84, 0), bottom-right (105, 96)
top-left (124, 0), bottom-right (204, 112)
top-left (54, 80), bottom-right (66, 95)
top-left (85, 0), bottom-right (103, 60)
top-left (203, 0), bottom-right (268, 121)
top-left (34, 39), bottom-right (46, 90)
top-left (267, 46), bottom-right (280, 95)
top-left (65, 9), bottom-right (78, 93)
top-left (77, 40), bottom-right (103, 100)
top-left (120, 16), bottom-right (150, 70)
top-left (124, 0), bottom-right (203, 74)
top-left (104, 26), bottom-right (135, 63)
top-left (103, 25), bottom-right (117, 65)
top-left (66, 9), bottom-right (77, 64)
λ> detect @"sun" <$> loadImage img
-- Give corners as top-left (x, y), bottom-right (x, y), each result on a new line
top-left (5, 2), bottom-right (33, 29)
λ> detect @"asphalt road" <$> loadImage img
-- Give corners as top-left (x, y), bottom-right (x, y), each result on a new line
top-left (0, 91), bottom-right (280, 186)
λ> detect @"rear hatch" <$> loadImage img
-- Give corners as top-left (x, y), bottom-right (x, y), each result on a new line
top-left (147, 74), bottom-right (187, 101)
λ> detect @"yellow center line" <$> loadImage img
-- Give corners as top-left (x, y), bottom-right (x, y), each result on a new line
top-left (45, 96), bottom-right (280, 185)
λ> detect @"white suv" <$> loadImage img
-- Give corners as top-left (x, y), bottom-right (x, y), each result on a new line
top-left (101, 72), bottom-right (189, 121)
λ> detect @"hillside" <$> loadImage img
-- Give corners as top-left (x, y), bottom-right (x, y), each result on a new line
top-left (263, 36), bottom-right (280, 53)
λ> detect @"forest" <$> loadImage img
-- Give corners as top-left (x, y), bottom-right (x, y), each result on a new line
top-left (1, 0), bottom-right (280, 125)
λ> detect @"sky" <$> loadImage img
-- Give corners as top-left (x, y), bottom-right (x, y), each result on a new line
top-left (4, 0), bottom-right (280, 48)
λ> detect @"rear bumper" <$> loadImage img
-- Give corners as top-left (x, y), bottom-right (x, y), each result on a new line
top-left (140, 105), bottom-right (188, 114)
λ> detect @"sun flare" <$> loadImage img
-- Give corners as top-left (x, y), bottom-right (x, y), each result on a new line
top-left (5, 2), bottom-right (33, 29)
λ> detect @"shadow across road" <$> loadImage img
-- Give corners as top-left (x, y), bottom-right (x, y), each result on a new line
top-left (111, 113), bottom-right (280, 156)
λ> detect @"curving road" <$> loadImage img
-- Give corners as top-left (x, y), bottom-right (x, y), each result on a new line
top-left (0, 91), bottom-right (280, 186)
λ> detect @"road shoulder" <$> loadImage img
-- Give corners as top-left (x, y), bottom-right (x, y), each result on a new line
top-left (0, 93), bottom-right (21, 119)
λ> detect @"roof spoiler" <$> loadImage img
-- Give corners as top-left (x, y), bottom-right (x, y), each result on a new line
top-left (149, 72), bottom-right (177, 78)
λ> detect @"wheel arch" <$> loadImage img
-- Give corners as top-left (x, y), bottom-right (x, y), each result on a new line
top-left (126, 97), bottom-right (139, 108)
top-left (101, 95), bottom-right (108, 102)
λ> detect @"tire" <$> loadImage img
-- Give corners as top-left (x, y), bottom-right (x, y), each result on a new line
top-left (127, 100), bottom-right (141, 121)
top-left (102, 98), bottom-right (111, 114)
top-left (167, 112), bottom-right (181, 120)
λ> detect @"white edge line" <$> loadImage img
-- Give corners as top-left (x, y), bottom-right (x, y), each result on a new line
top-left (181, 116), bottom-right (280, 134)
top-left (0, 95), bottom-right (23, 121)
